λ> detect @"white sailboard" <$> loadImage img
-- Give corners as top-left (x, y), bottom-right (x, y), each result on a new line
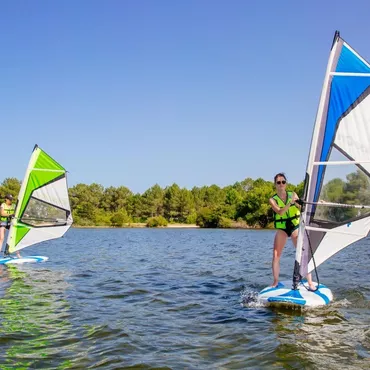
top-left (0, 145), bottom-right (73, 265)
top-left (259, 31), bottom-right (370, 307)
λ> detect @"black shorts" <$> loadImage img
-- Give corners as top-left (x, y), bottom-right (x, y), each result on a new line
top-left (278, 219), bottom-right (299, 237)
top-left (282, 224), bottom-right (299, 237)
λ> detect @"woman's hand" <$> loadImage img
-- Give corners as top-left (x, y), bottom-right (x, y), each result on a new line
top-left (291, 193), bottom-right (299, 205)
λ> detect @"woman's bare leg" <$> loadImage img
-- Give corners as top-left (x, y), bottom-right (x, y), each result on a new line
top-left (272, 230), bottom-right (288, 287)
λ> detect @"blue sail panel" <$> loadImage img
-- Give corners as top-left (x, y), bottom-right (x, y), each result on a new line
top-left (336, 44), bottom-right (370, 73)
top-left (314, 75), bottom-right (370, 202)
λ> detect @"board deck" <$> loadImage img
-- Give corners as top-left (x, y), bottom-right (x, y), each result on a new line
top-left (0, 256), bottom-right (49, 265)
top-left (258, 280), bottom-right (333, 308)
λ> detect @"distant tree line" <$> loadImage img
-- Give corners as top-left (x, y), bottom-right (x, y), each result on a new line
top-left (0, 177), bottom-right (305, 228)
top-left (1, 170), bottom-right (367, 228)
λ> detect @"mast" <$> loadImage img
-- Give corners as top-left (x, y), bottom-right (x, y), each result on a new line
top-left (293, 31), bottom-right (342, 288)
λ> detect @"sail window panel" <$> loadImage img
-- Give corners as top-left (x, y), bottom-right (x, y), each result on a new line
top-left (32, 177), bottom-right (71, 211)
top-left (313, 148), bottom-right (370, 224)
top-left (21, 198), bottom-right (68, 227)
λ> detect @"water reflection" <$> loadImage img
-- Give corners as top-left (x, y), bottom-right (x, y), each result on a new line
top-left (0, 265), bottom-right (77, 369)
top-left (271, 304), bottom-right (370, 370)
top-left (0, 228), bottom-right (368, 369)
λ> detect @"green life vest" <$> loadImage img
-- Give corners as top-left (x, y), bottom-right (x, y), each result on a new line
top-left (0, 202), bottom-right (15, 222)
top-left (272, 192), bottom-right (300, 229)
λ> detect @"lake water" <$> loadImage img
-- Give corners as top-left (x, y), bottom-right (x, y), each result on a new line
top-left (0, 228), bottom-right (369, 369)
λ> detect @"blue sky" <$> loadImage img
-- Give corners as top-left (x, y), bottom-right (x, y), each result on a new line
top-left (1, 1), bottom-right (370, 193)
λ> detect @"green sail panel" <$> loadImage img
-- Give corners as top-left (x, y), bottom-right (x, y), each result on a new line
top-left (7, 224), bottom-right (31, 254)
top-left (34, 148), bottom-right (65, 172)
top-left (14, 225), bottom-right (30, 247)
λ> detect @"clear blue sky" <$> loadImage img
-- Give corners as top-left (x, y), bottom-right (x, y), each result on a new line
top-left (2, 1), bottom-right (370, 193)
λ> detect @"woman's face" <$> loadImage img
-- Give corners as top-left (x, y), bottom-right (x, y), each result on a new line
top-left (275, 176), bottom-right (287, 190)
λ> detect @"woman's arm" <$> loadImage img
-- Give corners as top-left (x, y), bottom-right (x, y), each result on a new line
top-left (0, 206), bottom-right (8, 218)
top-left (269, 197), bottom-right (293, 216)
top-left (292, 192), bottom-right (302, 209)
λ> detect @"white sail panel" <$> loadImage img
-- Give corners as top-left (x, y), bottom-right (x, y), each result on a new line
top-left (32, 177), bottom-right (71, 211)
top-left (306, 216), bottom-right (370, 273)
top-left (334, 84), bottom-right (370, 173)
top-left (13, 224), bottom-right (72, 252)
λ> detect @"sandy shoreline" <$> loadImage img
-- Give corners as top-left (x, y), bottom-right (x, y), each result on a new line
top-left (166, 224), bottom-right (199, 228)
top-left (72, 223), bottom-right (200, 229)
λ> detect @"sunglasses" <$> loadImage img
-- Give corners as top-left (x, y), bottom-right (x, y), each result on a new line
top-left (276, 181), bottom-right (286, 185)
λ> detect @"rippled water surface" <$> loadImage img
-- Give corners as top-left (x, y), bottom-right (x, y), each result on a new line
top-left (0, 228), bottom-right (369, 369)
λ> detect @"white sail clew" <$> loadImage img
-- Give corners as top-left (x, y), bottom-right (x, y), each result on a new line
top-left (294, 31), bottom-right (370, 284)
top-left (4, 145), bottom-right (73, 255)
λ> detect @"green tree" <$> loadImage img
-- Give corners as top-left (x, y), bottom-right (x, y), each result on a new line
top-left (146, 215), bottom-right (168, 227)
top-left (294, 180), bottom-right (305, 198)
top-left (178, 188), bottom-right (195, 222)
top-left (110, 209), bottom-right (131, 227)
top-left (101, 186), bottom-right (132, 212)
top-left (236, 178), bottom-right (274, 226)
top-left (196, 207), bottom-right (219, 228)
top-left (69, 183), bottom-right (104, 223)
top-left (0, 178), bottom-right (21, 201)
top-left (163, 183), bottom-right (181, 220)
top-left (141, 184), bottom-right (164, 218)
top-left (127, 193), bottom-right (144, 221)
top-left (203, 185), bottom-right (225, 209)
top-left (191, 186), bottom-right (206, 211)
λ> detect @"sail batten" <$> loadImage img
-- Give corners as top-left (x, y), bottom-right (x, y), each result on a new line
top-left (31, 169), bottom-right (65, 173)
top-left (5, 146), bottom-right (73, 254)
top-left (305, 226), bottom-right (367, 236)
top-left (294, 32), bottom-right (370, 283)
top-left (331, 72), bottom-right (370, 76)
top-left (304, 201), bottom-right (370, 209)
top-left (313, 160), bottom-right (370, 165)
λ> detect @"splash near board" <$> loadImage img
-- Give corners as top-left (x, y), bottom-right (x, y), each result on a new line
top-left (1, 145), bottom-right (73, 264)
top-left (259, 31), bottom-right (370, 307)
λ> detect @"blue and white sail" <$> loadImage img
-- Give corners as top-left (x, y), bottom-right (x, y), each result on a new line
top-left (294, 31), bottom-right (370, 285)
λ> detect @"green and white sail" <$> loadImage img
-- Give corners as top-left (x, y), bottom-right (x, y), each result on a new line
top-left (5, 145), bottom-right (73, 255)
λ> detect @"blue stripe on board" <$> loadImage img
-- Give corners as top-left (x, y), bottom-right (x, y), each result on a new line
top-left (28, 256), bottom-right (45, 262)
top-left (267, 289), bottom-right (306, 305)
top-left (312, 287), bottom-right (331, 305)
top-left (0, 258), bottom-right (12, 265)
